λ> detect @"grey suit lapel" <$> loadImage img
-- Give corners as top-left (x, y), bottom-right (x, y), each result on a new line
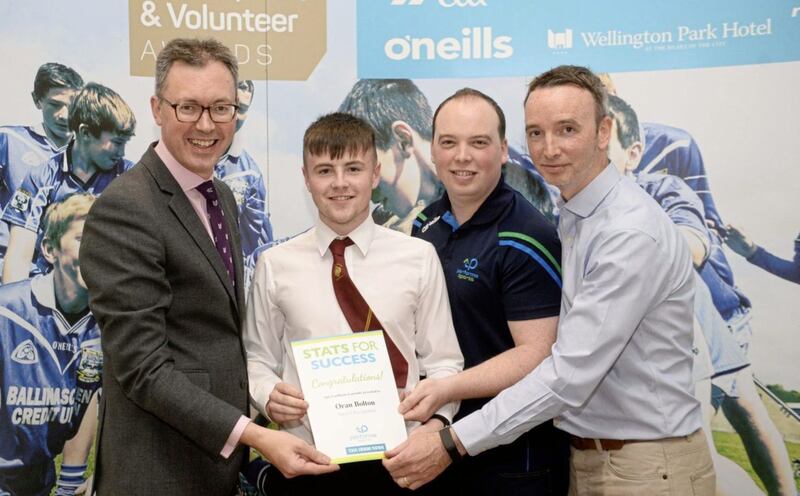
top-left (142, 147), bottom-right (240, 309)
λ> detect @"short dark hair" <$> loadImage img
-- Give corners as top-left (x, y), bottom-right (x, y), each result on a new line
top-left (432, 88), bottom-right (506, 140)
top-left (303, 112), bottom-right (377, 166)
top-left (32, 62), bottom-right (84, 103)
top-left (338, 79), bottom-right (432, 151)
top-left (155, 38), bottom-right (238, 97)
top-left (526, 65), bottom-right (608, 125)
top-left (68, 83), bottom-right (136, 138)
top-left (607, 94), bottom-right (641, 149)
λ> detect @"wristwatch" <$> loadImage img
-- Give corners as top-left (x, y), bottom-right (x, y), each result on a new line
top-left (430, 413), bottom-right (450, 427)
top-left (438, 426), bottom-right (463, 462)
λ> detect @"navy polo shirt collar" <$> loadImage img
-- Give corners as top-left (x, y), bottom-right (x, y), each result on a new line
top-left (440, 175), bottom-right (512, 231)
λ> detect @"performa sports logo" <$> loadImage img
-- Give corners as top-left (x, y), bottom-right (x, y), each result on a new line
top-left (457, 258), bottom-right (480, 282)
top-left (391, 0), bottom-right (487, 7)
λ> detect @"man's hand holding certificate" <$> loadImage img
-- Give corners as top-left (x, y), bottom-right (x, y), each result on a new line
top-left (291, 331), bottom-right (408, 464)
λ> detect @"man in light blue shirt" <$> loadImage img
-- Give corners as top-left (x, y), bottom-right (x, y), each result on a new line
top-left (384, 65), bottom-right (715, 495)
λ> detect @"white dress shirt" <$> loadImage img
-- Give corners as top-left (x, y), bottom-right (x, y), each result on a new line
top-left (244, 215), bottom-right (464, 444)
top-left (455, 164), bottom-right (702, 455)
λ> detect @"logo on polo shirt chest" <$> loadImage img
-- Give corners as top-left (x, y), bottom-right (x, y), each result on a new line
top-left (456, 257), bottom-right (480, 282)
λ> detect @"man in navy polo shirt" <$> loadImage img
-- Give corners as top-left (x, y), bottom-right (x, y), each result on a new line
top-left (383, 88), bottom-right (568, 495)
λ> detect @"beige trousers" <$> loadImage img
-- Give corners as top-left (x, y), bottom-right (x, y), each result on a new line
top-left (568, 429), bottom-right (715, 495)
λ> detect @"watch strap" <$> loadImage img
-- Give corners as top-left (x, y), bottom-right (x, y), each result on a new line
top-left (439, 426), bottom-right (462, 462)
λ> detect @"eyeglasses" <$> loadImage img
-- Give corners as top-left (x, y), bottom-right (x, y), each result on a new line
top-left (160, 98), bottom-right (239, 123)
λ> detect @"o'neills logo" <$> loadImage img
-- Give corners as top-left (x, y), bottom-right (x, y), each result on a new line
top-left (129, 0), bottom-right (327, 81)
top-left (384, 27), bottom-right (512, 61)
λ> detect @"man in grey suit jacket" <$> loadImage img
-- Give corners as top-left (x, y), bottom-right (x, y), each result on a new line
top-left (80, 38), bottom-right (337, 495)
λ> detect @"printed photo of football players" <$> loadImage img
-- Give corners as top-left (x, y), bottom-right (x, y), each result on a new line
top-left (0, 63), bottom-right (84, 274)
top-left (0, 194), bottom-right (101, 496)
top-left (2, 83), bottom-right (135, 284)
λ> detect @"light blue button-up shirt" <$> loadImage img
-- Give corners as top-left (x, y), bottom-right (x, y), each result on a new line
top-left (454, 164), bottom-right (702, 455)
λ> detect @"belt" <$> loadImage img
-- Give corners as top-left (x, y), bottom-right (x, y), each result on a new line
top-left (569, 435), bottom-right (628, 451)
top-left (569, 432), bottom-right (694, 451)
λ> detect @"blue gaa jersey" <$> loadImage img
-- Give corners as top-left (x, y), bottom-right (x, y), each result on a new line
top-left (634, 170), bottom-right (747, 322)
top-left (0, 274), bottom-right (102, 496)
top-left (636, 123), bottom-right (723, 228)
top-left (700, 235), bottom-right (751, 322)
top-left (0, 125), bottom-right (60, 259)
top-left (634, 172), bottom-right (749, 377)
top-left (2, 144), bottom-right (133, 275)
top-left (635, 172), bottom-right (709, 243)
top-left (413, 177), bottom-right (561, 420)
top-left (215, 143), bottom-right (273, 290)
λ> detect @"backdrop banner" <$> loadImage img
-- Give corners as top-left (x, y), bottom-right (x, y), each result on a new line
top-left (0, 1), bottom-right (797, 494)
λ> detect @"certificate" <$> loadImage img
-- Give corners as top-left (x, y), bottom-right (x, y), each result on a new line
top-left (291, 331), bottom-right (408, 463)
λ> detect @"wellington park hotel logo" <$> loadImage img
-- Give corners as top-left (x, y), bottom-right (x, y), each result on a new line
top-left (551, 18), bottom-right (775, 52)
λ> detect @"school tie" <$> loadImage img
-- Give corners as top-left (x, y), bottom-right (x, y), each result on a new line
top-left (329, 237), bottom-right (408, 388)
top-left (196, 180), bottom-right (235, 289)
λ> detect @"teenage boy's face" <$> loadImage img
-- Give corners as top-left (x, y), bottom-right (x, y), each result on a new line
top-left (303, 149), bottom-right (381, 236)
top-left (45, 218), bottom-right (87, 290)
top-left (37, 87), bottom-right (78, 144)
top-left (81, 130), bottom-right (130, 171)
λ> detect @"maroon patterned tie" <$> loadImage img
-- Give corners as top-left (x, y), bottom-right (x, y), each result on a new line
top-left (196, 181), bottom-right (235, 289)
top-left (330, 237), bottom-right (408, 388)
